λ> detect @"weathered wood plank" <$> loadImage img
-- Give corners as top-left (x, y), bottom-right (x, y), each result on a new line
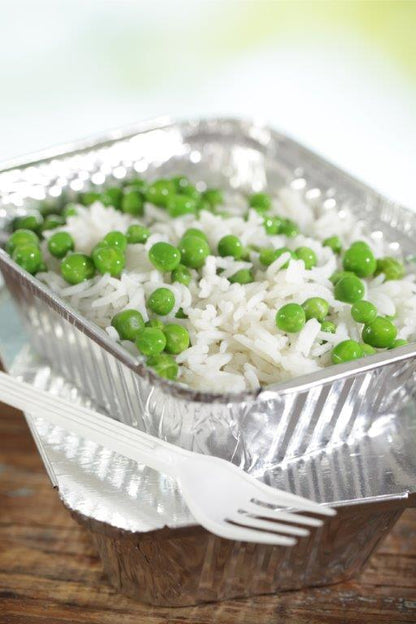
top-left (1, 397), bottom-right (415, 624)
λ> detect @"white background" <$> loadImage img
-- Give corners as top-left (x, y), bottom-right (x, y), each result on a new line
top-left (1, 1), bottom-right (415, 209)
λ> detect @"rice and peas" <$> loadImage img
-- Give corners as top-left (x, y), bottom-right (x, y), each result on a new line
top-left (6, 176), bottom-right (416, 394)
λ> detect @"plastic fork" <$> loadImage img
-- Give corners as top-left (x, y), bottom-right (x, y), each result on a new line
top-left (0, 371), bottom-right (335, 546)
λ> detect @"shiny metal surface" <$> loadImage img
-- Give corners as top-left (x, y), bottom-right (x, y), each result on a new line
top-left (1, 118), bottom-right (415, 604)
top-left (1, 270), bottom-right (415, 604)
top-left (8, 346), bottom-right (416, 525)
top-left (1, 118), bottom-right (416, 473)
top-left (6, 343), bottom-right (416, 605)
top-left (80, 504), bottom-right (406, 605)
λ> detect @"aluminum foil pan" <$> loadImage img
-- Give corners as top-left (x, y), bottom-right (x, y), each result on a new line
top-left (5, 343), bottom-right (415, 606)
top-left (1, 118), bottom-right (416, 476)
top-left (1, 280), bottom-right (415, 606)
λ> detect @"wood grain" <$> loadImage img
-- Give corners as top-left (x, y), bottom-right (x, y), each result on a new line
top-left (1, 398), bottom-right (415, 623)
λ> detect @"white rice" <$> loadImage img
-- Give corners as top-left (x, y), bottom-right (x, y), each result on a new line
top-left (38, 187), bottom-right (416, 393)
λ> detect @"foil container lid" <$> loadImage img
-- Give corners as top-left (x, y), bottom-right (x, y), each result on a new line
top-left (10, 346), bottom-right (193, 532)
top-left (5, 343), bottom-right (416, 534)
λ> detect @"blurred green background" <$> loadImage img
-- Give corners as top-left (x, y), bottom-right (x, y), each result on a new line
top-left (1, 0), bottom-right (415, 207)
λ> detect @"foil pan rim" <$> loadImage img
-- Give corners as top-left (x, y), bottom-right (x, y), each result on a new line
top-left (1, 114), bottom-right (413, 214)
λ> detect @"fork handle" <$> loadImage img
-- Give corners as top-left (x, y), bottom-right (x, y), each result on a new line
top-left (0, 371), bottom-right (188, 476)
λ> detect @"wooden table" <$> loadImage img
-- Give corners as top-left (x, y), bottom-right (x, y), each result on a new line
top-left (1, 399), bottom-right (416, 624)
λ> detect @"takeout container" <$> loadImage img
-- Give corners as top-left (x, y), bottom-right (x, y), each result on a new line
top-left (1, 118), bottom-right (416, 605)
top-left (1, 118), bottom-right (416, 469)
top-left (7, 349), bottom-right (416, 606)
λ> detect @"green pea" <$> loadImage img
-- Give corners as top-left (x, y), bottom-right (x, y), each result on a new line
top-left (179, 235), bottom-right (210, 269)
top-left (280, 219), bottom-right (299, 238)
top-left (390, 338), bottom-right (408, 349)
top-left (126, 224), bottom-right (150, 244)
top-left (181, 184), bottom-right (201, 201)
top-left (183, 228), bottom-right (208, 242)
top-left (263, 216), bottom-right (283, 235)
top-left (302, 297), bottom-right (329, 321)
top-left (121, 190), bottom-right (144, 216)
top-left (101, 187), bottom-right (123, 210)
top-left (171, 175), bottom-right (191, 193)
top-left (321, 320), bottom-right (336, 334)
top-left (249, 192), bottom-right (271, 213)
top-left (334, 275), bottom-right (365, 303)
top-left (351, 300), bottom-right (377, 324)
top-left (146, 353), bottom-right (179, 380)
top-left (146, 179), bottom-right (176, 207)
top-left (198, 199), bottom-right (211, 212)
top-left (147, 288), bottom-right (175, 315)
top-left (375, 257), bottom-right (405, 281)
top-left (42, 211), bottom-right (64, 227)
top-left (61, 253), bottom-right (95, 284)
top-left (171, 264), bottom-right (192, 286)
top-left (163, 323), bottom-right (190, 354)
top-left (47, 232), bottom-right (74, 258)
top-left (111, 309), bottom-right (145, 341)
top-left (167, 195), bottom-right (198, 218)
top-left (149, 242), bottom-right (181, 272)
top-left (79, 191), bottom-right (100, 206)
top-left (63, 204), bottom-right (78, 218)
top-left (362, 316), bottom-right (397, 348)
top-left (124, 178), bottom-right (147, 194)
top-left (175, 307), bottom-right (188, 319)
top-left (330, 270), bottom-right (355, 284)
top-left (13, 214), bottom-right (43, 233)
top-left (135, 327), bottom-right (166, 356)
top-left (229, 269), bottom-right (254, 284)
top-left (6, 229), bottom-right (39, 254)
top-left (259, 248), bottom-right (278, 267)
top-left (295, 247), bottom-right (317, 270)
top-left (42, 214), bottom-right (66, 232)
top-left (39, 199), bottom-right (58, 217)
top-left (276, 303), bottom-right (306, 333)
top-left (146, 319), bottom-right (164, 329)
top-left (91, 241), bottom-right (109, 254)
top-left (331, 340), bottom-right (363, 364)
top-left (12, 245), bottom-right (42, 274)
top-left (323, 236), bottom-right (342, 254)
top-left (92, 245), bottom-right (125, 277)
top-left (218, 235), bottom-right (243, 259)
top-left (361, 343), bottom-right (376, 356)
top-left (202, 188), bottom-right (224, 208)
top-left (259, 247), bottom-right (294, 268)
top-left (104, 231), bottom-right (127, 252)
top-left (343, 241), bottom-right (376, 278)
